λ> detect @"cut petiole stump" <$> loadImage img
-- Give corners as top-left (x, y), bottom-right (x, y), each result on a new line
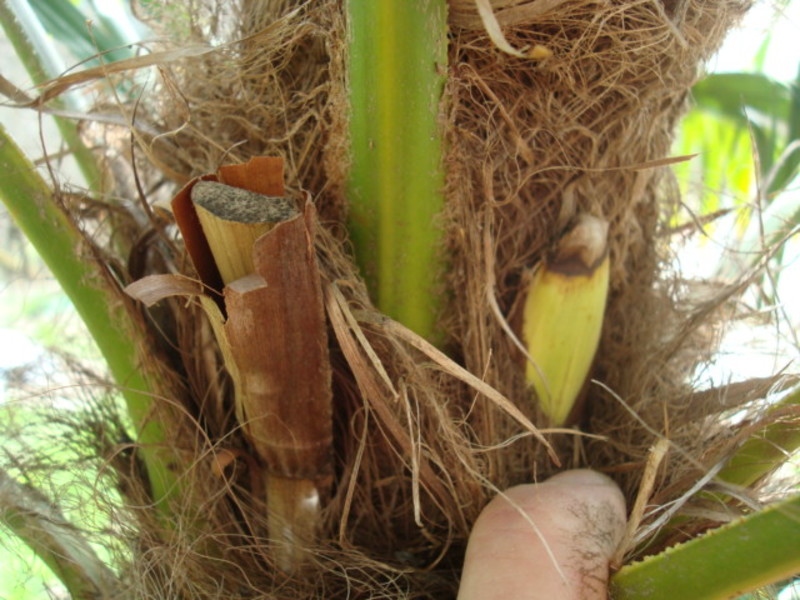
top-left (222, 210), bottom-right (333, 572)
top-left (191, 181), bottom-right (297, 283)
top-left (173, 158), bottom-right (333, 573)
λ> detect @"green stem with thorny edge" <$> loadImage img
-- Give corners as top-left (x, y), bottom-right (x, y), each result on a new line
top-left (611, 493), bottom-right (800, 599)
top-left (346, 0), bottom-right (448, 342)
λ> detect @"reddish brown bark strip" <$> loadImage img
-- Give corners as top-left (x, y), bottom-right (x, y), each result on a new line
top-left (223, 203), bottom-right (332, 480)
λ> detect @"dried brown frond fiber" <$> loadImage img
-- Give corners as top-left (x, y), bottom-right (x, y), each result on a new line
top-left (14, 0), bottom-right (796, 597)
top-left (442, 0), bottom-right (750, 495)
top-left (130, 0), bottom-right (349, 222)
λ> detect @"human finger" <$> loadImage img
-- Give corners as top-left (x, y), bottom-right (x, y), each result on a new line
top-left (458, 469), bottom-right (627, 600)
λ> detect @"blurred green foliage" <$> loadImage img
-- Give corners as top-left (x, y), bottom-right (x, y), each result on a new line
top-left (674, 67), bottom-right (800, 286)
top-left (29, 0), bottom-right (135, 67)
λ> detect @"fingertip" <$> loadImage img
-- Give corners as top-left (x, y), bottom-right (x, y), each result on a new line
top-left (458, 470), bottom-right (627, 600)
top-left (545, 467), bottom-right (619, 489)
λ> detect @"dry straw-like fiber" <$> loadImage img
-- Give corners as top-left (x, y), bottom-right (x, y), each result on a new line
top-left (14, 0), bottom-right (776, 597)
top-left (442, 0), bottom-right (750, 497)
top-left (130, 0), bottom-right (754, 595)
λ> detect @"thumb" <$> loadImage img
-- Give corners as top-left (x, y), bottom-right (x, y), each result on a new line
top-left (458, 469), bottom-right (627, 600)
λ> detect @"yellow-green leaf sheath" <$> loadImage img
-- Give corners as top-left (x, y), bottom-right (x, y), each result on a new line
top-left (522, 215), bottom-right (610, 425)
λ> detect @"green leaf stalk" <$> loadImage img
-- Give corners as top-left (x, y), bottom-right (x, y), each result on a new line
top-left (611, 494), bottom-right (800, 600)
top-left (0, 124), bottom-right (177, 509)
top-left (346, 0), bottom-right (447, 341)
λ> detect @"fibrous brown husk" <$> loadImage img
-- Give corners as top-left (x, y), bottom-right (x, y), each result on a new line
top-left (20, 0), bottom-right (785, 597)
top-left (128, 0), bottom-right (350, 223)
top-left (441, 0), bottom-right (756, 497)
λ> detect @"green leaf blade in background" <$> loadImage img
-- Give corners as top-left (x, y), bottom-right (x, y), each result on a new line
top-left (768, 67), bottom-right (800, 193)
top-left (692, 73), bottom-right (790, 123)
top-left (30, 0), bottom-right (135, 68)
top-left (0, 0), bottom-right (103, 189)
top-left (676, 65), bottom-right (800, 289)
